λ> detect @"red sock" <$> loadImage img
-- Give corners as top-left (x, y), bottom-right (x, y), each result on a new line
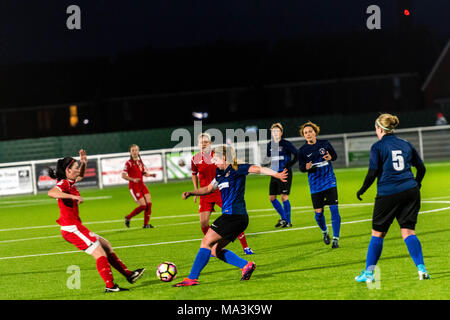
top-left (238, 232), bottom-right (249, 249)
top-left (107, 252), bottom-right (132, 278)
top-left (143, 203), bottom-right (152, 226)
top-left (201, 225), bottom-right (210, 235)
top-left (96, 256), bottom-right (115, 288)
top-left (126, 205), bottom-right (146, 220)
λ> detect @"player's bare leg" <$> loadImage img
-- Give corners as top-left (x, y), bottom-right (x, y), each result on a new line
top-left (199, 211), bottom-right (212, 235)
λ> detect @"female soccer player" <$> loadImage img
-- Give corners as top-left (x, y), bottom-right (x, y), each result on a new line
top-left (173, 145), bottom-right (288, 287)
top-left (266, 123), bottom-right (298, 228)
top-left (48, 150), bottom-right (145, 292)
top-left (298, 121), bottom-right (341, 248)
top-left (355, 113), bottom-right (429, 283)
top-left (191, 133), bottom-right (253, 255)
top-left (123, 144), bottom-right (157, 228)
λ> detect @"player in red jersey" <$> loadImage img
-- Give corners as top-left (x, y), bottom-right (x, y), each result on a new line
top-left (122, 144), bottom-right (157, 228)
top-left (191, 133), bottom-right (253, 255)
top-left (47, 150), bottom-right (145, 293)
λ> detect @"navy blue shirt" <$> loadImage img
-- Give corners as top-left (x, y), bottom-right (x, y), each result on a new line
top-left (298, 139), bottom-right (337, 194)
top-left (211, 164), bottom-right (251, 215)
top-left (369, 134), bottom-right (423, 196)
top-left (267, 139), bottom-right (298, 172)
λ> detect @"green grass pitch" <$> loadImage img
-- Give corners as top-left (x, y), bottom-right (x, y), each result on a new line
top-left (1, 162), bottom-right (450, 300)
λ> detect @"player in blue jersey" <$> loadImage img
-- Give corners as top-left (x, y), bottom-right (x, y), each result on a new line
top-left (298, 121), bottom-right (341, 248)
top-left (267, 123), bottom-right (298, 228)
top-left (173, 145), bottom-right (288, 287)
top-left (355, 113), bottom-right (429, 283)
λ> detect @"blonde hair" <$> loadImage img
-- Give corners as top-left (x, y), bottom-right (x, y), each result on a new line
top-left (375, 113), bottom-right (399, 133)
top-left (271, 123), bottom-right (284, 132)
top-left (197, 132), bottom-right (211, 142)
top-left (213, 145), bottom-right (242, 170)
top-left (299, 121), bottom-right (320, 137)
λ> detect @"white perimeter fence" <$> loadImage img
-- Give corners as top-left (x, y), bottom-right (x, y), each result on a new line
top-left (0, 125), bottom-right (449, 196)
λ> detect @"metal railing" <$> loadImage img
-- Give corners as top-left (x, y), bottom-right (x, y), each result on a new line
top-left (1, 124), bottom-right (449, 196)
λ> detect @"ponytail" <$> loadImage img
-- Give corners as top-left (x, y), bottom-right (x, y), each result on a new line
top-left (48, 157), bottom-right (76, 180)
top-left (375, 113), bottom-right (399, 133)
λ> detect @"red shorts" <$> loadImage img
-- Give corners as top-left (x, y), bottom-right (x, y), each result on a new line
top-left (61, 224), bottom-right (100, 254)
top-left (199, 195), bottom-right (222, 213)
top-left (129, 184), bottom-right (150, 202)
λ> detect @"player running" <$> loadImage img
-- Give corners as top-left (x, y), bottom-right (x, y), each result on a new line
top-left (123, 144), bottom-right (157, 228)
top-left (298, 121), bottom-right (341, 248)
top-left (173, 145), bottom-right (288, 287)
top-left (266, 123), bottom-right (298, 228)
top-left (191, 133), bottom-right (253, 255)
top-left (47, 150), bottom-right (145, 293)
top-left (355, 113), bottom-right (429, 283)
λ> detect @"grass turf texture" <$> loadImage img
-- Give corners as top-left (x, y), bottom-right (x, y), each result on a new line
top-left (1, 162), bottom-right (450, 300)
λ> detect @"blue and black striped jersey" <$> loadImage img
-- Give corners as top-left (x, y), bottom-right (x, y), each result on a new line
top-left (298, 139), bottom-right (337, 194)
top-left (211, 164), bottom-right (251, 215)
top-left (369, 134), bottom-right (424, 196)
top-left (267, 139), bottom-right (298, 172)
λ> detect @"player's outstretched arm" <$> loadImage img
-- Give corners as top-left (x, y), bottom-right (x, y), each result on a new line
top-left (48, 186), bottom-right (83, 204)
top-left (76, 149), bottom-right (87, 183)
top-left (249, 165), bottom-right (288, 182)
top-left (182, 183), bottom-right (216, 200)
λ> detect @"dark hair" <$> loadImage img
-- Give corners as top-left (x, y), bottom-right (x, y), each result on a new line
top-left (48, 157), bottom-right (76, 180)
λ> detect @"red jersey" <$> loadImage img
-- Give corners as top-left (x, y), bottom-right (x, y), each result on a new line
top-left (123, 158), bottom-right (147, 188)
top-left (55, 179), bottom-right (82, 226)
top-left (191, 150), bottom-right (221, 199)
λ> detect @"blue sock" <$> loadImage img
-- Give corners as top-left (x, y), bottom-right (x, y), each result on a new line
top-left (283, 200), bottom-right (291, 223)
top-left (404, 235), bottom-right (425, 267)
top-left (314, 211), bottom-right (327, 232)
top-left (271, 199), bottom-right (286, 220)
top-left (329, 205), bottom-right (341, 238)
top-left (365, 236), bottom-right (384, 272)
top-left (218, 249), bottom-right (248, 269)
top-left (188, 248), bottom-right (211, 279)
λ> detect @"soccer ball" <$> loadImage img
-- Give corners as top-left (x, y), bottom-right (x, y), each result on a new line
top-left (156, 262), bottom-right (177, 282)
top-left (178, 159), bottom-right (186, 167)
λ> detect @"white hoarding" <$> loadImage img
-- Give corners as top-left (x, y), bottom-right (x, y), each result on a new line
top-left (101, 154), bottom-right (163, 186)
top-left (0, 166), bottom-right (33, 196)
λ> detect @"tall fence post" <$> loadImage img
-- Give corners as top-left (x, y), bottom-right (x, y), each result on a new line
top-left (343, 134), bottom-right (350, 168)
top-left (31, 162), bottom-right (38, 195)
top-left (162, 151), bottom-right (168, 184)
top-left (418, 128), bottom-right (424, 161)
top-left (97, 157), bottom-right (104, 190)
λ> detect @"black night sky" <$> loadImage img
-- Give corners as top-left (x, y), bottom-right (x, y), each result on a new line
top-left (1, 0), bottom-right (449, 64)
top-left (0, 1), bottom-right (449, 140)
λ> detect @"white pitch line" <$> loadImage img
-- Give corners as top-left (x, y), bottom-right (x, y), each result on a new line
top-left (0, 211), bottom-right (314, 244)
top-left (0, 203), bottom-right (374, 233)
top-left (422, 196), bottom-right (450, 201)
top-left (1, 206), bottom-right (449, 261)
top-left (0, 196), bottom-right (113, 209)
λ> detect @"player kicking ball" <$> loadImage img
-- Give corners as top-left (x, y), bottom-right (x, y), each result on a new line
top-left (191, 133), bottom-right (253, 254)
top-left (48, 149), bottom-right (145, 292)
top-left (173, 145), bottom-right (288, 287)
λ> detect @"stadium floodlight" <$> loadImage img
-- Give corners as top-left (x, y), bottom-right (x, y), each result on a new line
top-left (192, 112), bottom-right (209, 120)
